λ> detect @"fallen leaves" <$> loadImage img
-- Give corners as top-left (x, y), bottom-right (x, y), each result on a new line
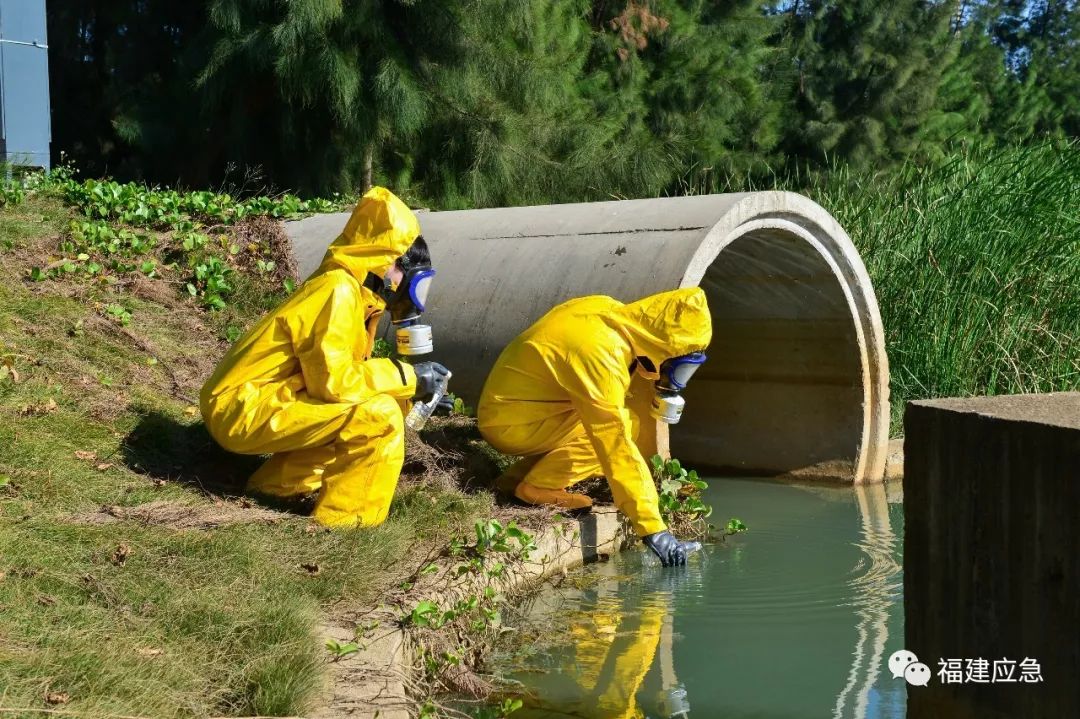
top-left (183, 406), bottom-right (199, 417)
top-left (74, 450), bottom-right (97, 462)
top-left (18, 397), bottom-right (58, 416)
top-left (136, 647), bottom-right (164, 658)
top-left (0, 354), bottom-right (20, 384)
top-left (95, 462), bottom-right (113, 471)
top-left (45, 691), bottom-right (70, 705)
top-left (111, 543), bottom-right (132, 567)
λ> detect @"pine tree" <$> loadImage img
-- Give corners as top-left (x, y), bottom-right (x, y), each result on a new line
top-left (1019, 1), bottom-right (1080, 138)
top-left (198, 0), bottom-right (469, 196)
top-left (620, 0), bottom-right (785, 190)
top-left (47, 1), bottom-right (210, 181)
top-left (783, 0), bottom-right (958, 169)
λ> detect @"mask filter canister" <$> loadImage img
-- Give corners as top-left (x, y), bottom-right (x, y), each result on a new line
top-left (396, 323), bottom-right (433, 355)
top-left (649, 352), bottom-right (707, 425)
top-left (651, 391), bottom-right (686, 424)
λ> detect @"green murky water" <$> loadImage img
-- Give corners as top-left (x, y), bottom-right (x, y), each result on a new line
top-left (493, 478), bottom-right (905, 719)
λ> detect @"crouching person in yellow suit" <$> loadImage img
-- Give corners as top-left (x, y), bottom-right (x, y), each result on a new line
top-left (200, 187), bottom-right (449, 528)
top-left (478, 287), bottom-right (711, 566)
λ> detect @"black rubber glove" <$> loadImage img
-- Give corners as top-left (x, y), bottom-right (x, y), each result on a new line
top-left (412, 362), bottom-right (450, 402)
top-left (643, 530), bottom-right (701, 567)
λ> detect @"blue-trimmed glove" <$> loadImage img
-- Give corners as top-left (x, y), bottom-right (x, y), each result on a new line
top-left (643, 530), bottom-right (701, 567)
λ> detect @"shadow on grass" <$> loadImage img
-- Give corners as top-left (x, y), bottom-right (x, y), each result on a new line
top-left (121, 408), bottom-right (262, 497)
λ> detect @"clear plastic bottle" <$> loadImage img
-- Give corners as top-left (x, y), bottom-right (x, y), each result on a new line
top-left (405, 369), bottom-right (451, 431)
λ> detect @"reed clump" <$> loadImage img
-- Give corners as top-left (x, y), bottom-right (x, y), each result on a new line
top-left (809, 142), bottom-right (1080, 429)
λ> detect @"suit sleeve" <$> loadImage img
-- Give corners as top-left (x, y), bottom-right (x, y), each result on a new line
top-left (560, 351), bottom-right (666, 537)
top-left (290, 280), bottom-right (417, 403)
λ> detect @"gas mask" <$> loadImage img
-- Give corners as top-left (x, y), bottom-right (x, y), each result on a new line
top-left (650, 352), bottom-right (707, 424)
top-left (382, 264), bottom-right (436, 355)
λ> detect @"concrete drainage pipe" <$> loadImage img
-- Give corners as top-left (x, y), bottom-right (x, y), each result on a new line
top-left (287, 192), bottom-right (890, 483)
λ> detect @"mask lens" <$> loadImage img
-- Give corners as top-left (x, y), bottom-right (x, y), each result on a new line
top-left (408, 269), bottom-right (435, 312)
top-left (664, 352), bottom-right (707, 390)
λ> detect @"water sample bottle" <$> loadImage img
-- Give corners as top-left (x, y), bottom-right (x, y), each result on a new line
top-left (405, 369), bottom-right (451, 431)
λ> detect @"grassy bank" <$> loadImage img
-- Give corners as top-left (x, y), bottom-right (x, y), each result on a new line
top-left (0, 189), bottom-right (504, 716)
top-left (3, 141), bottom-right (1074, 713)
top-left (805, 142), bottom-right (1080, 430)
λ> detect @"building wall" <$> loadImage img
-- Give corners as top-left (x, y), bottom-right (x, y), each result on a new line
top-left (0, 0), bottom-right (51, 170)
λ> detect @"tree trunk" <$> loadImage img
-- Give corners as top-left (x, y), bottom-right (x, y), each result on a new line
top-left (362, 143), bottom-right (374, 193)
top-left (951, 0), bottom-right (969, 36)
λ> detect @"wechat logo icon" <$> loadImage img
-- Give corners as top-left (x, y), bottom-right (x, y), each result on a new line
top-left (889, 650), bottom-right (931, 687)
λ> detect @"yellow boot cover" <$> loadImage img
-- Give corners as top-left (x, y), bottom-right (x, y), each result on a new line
top-left (478, 287), bottom-right (712, 537)
top-left (200, 187), bottom-right (421, 527)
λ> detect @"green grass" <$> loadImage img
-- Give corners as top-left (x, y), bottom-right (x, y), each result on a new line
top-left (804, 142), bottom-right (1080, 431)
top-left (0, 193), bottom-right (493, 717)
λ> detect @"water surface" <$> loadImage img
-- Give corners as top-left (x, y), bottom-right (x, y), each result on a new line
top-left (492, 478), bottom-right (905, 719)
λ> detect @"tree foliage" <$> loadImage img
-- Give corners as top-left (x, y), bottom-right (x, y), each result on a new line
top-left (44, 0), bottom-right (1080, 205)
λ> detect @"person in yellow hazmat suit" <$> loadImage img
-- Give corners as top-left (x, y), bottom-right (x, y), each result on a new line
top-left (477, 287), bottom-right (711, 567)
top-left (200, 187), bottom-right (450, 528)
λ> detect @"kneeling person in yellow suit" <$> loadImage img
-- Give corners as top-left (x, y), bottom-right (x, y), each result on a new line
top-left (478, 287), bottom-right (711, 566)
top-left (200, 187), bottom-right (450, 528)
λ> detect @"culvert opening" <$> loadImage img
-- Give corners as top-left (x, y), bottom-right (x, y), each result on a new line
top-left (673, 226), bottom-right (866, 480)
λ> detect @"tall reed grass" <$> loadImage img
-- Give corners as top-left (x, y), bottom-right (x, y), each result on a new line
top-left (808, 142), bottom-right (1079, 427)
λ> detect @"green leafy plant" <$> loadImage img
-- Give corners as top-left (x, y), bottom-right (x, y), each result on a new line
top-left (408, 600), bottom-right (444, 629)
top-left (186, 257), bottom-right (234, 310)
top-left (650, 454), bottom-right (712, 538)
top-left (473, 519), bottom-right (535, 559)
top-left (325, 639), bottom-right (360, 659)
top-left (471, 698), bottom-right (524, 719)
top-left (1, 181), bottom-right (26, 208)
top-left (446, 393), bottom-right (474, 417)
top-left (104, 304), bottom-right (132, 327)
top-left (725, 518), bottom-right (748, 535)
top-left (370, 337), bottom-right (393, 358)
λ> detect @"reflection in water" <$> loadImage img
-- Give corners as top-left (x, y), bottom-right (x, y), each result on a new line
top-left (496, 478), bottom-right (906, 719)
top-left (833, 483), bottom-right (903, 719)
top-left (511, 579), bottom-right (681, 718)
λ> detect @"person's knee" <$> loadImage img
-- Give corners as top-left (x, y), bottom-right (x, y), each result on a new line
top-left (341, 393), bottom-right (404, 444)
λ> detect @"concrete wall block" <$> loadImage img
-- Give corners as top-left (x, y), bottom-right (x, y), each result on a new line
top-left (904, 392), bottom-right (1080, 719)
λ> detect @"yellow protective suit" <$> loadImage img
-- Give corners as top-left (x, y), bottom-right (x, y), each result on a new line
top-left (567, 601), bottom-right (665, 718)
top-left (200, 187), bottom-right (420, 528)
top-left (478, 287), bottom-right (712, 537)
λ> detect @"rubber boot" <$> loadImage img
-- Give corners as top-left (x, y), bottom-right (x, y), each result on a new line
top-left (493, 456), bottom-right (542, 497)
top-left (514, 481), bottom-right (594, 510)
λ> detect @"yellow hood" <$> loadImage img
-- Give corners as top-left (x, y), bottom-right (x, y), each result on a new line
top-left (608, 287), bottom-right (712, 369)
top-left (316, 186), bottom-right (420, 282)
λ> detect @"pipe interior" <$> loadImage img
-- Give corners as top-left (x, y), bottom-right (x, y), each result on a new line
top-left (672, 227), bottom-right (864, 479)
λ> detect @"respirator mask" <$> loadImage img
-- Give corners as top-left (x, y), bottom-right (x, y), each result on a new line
top-left (382, 264), bottom-right (436, 355)
top-left (650, 352), bottom-right (707, 424)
